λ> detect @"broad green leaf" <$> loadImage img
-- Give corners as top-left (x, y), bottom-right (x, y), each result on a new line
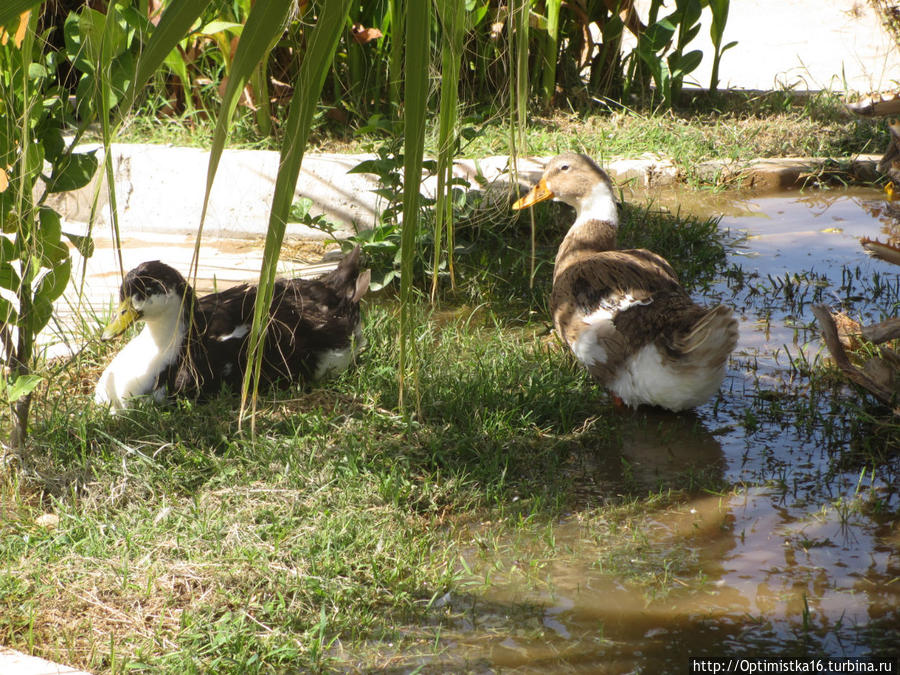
top-left (670, 49), bottom-right (703, 76)
top-left (0, 297), bottom-right (17, 325)
top-left (37, 207), bottom-right (68, 265)
top-left (108, 50), bottom-right (136, 103)
top-left (0, 262), bottom-right (21, 291)
top-left (35, 256), bottom-right (71, 303)
top-left (62, 231), bottom-right (94, 258)
top-left (0, 235), bottom-right (15, 263)
top-left (46, 150), bottom-right (99, 193)
top-left (26, 293), bottom-right (53, 334)
top-left (27, 62), bottom-right (48, 79)
top-left (40, 124), bottom-right (65, 161)
top-left (198, 20), bottom-right (243, 36)
top-left (0, 2), bottom-right (42, 30)
top-left (347, 158), bottom-right (398, 175)
top-left (599, 13), bottom-right (624, 42)
top-left (680, 23), bottom-right (701, 46)
top-left (64, 8), bottom-right (108, 74)
top-left (119, 4), bottom-right (153, 41)
top-left (709, 0), bottom-right (730, 44)
top-left (642, 20), bottom-right (676, 53)
top-left (162, 49), bottom-right (192, 104)
top-left (24, 140), bottom-right (44, 182)
top-left (6, 374), bottom-right (43, 403)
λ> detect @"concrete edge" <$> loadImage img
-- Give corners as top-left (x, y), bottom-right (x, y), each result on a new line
top-left (44, 145), bottom-right (885, 241)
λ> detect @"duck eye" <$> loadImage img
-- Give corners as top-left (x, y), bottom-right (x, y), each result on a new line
top-left (560, 164), bottom-right (570, 172)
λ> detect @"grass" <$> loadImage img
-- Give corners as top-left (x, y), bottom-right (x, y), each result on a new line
top-left (3, 306), bottom-right (728, 672)
top-left (4, 195), bottom-right (900, 670)
top-left (111, 90), bottom-right (888, 187)
top-left (0, 204), bottom-right (744, 672)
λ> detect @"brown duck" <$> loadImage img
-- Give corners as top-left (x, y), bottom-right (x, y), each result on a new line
top-left (513, 153), bottom-right (738, 411)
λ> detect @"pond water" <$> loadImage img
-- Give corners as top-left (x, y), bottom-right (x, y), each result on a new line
top-left (411, 188), bottom-right (900, 672)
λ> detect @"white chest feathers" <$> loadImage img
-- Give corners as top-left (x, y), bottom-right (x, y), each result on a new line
top-left (312, 322), bottom-right (367, 380)
top-left (94, 318), bottom-right (185, 413)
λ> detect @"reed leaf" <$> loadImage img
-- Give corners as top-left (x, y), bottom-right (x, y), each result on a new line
top-left (116, 0), bottom-right (210, 119)
top-left (541, 0), bottom-right (561, 106)
top-left (513, 0), bottom-right (529, 149)
top-left (97, 1), bottom-right (125, 277)
top-left (397, 0), bottom-right (430, 412)
top-left (387, 0), bottom-right (404, 110)
top-left (431, 0), bottom-right (464, 301)
top-left (240, 0), bottom-right (353, 428)
top-left (193, 0), bottom-right (293, 280)
top-left (510, 0), bottom-right (534, 285)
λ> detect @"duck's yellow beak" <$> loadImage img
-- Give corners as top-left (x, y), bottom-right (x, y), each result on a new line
top-left (512, 178), bottom-right (554, 210)
top-left (101, 299), bottom-right (140, 340)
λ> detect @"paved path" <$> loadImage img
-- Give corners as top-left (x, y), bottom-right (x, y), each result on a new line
top-left (0, 648), bottom-right (91, 675)
top-left (627, 0), bottom-right (900, 93)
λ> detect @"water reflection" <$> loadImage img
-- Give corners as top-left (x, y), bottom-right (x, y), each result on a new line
top-left (564, 408), bottom-right (726, 505)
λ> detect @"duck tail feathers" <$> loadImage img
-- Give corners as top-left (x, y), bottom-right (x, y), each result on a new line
top-left (352, 268), bottom-right (371, 302)
top-left (323, 246), bottom-right (369, 301)
top-left (675, 304), bottom-right (738, 367)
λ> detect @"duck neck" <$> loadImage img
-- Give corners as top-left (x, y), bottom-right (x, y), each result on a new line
top-left (554, 182), bottom-right (619, 278)
top-left (144, 295), bottom-right (192, 360)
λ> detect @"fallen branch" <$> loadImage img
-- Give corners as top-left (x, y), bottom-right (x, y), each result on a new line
top-left (811, 304), bottom-right (896, 407)
top-left (863, 316), bottom-right (900, 344)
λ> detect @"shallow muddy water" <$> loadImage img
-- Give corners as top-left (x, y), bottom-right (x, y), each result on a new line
top-left (411, 188), bottom-right (900, 672)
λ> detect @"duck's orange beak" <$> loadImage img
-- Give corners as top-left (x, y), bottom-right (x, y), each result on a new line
top-left (512, 178), bottom-right (554, 210)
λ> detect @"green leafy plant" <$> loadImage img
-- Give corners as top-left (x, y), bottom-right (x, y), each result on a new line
top-left (342, 117), bottom-right (430, 291)
top-left (1, 9), bottom-right (99, 447)
top-left (707, 0), bottom-right (736, 93)
top-left (665, 0), bottom-right (704, 104)
top-left (615, 0), bottom-right (733, 108)
top-left (63, 2), bottom-right (145, 121)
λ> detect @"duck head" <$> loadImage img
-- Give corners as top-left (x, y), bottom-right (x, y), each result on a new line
top-left (512, 153), bottom-right (617, 224)
top-left (101, 261), bottom-right (191, 340)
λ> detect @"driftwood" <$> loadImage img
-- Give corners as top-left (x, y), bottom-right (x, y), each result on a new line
top-left (863, 317), bottom-right (900, 344)
top-left (812, 305), bottom-right (898, 410)
top-left (876, 119), bottom-right (900, 184)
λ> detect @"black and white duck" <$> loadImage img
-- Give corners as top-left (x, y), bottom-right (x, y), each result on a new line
top-left (512, 153), bottom-right (738, 411)
top-left (94, 246), bottom-right (370, 412)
